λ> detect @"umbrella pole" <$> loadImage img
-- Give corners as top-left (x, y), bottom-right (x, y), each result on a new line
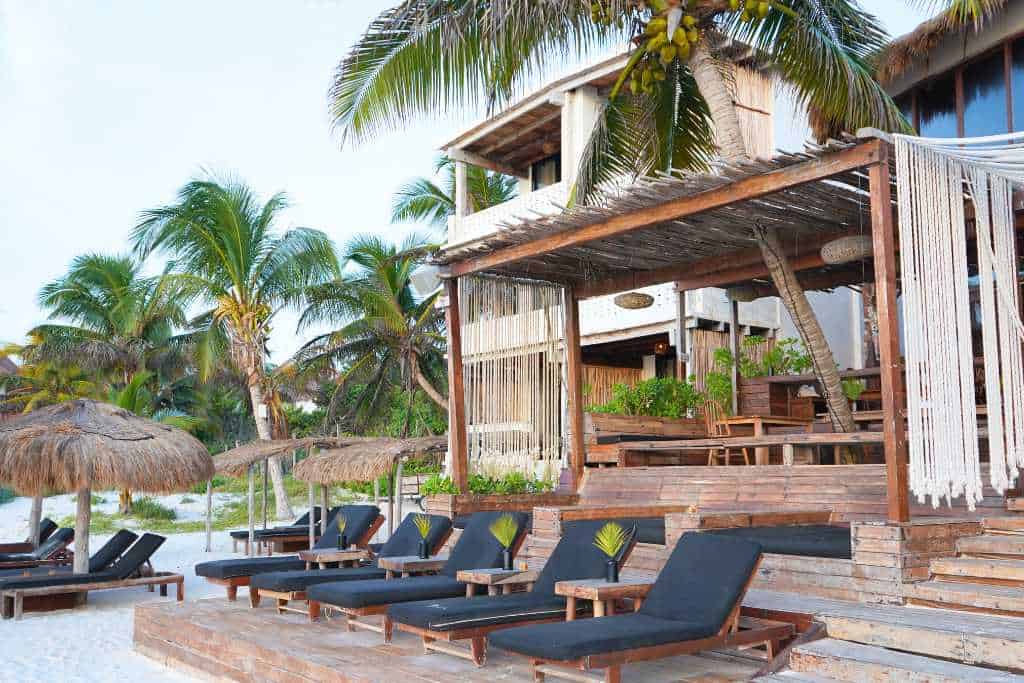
top-left (308, 483), bottom-right (315, 549)
top-left (262, 458), bottom-right (269, 530)
top-left (372, 478), bottom-right (380, 543)
top-left (247, 465), bottom-right (255, 557)
top-left (394, 459), bottom-right (404, 534)
top-left (28, 495), bottom-right (43, 550)
top-left (74, 486), bottom-right (91, 574)
top-left (321, 486), bottom-right (330, 536)
top-left (388, 472), bottom-right (395, 539)
top-left (205, 479), bottom-right (212, 553)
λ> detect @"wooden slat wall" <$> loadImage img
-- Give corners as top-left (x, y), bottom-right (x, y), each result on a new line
top-left (689, 329), bottom-right (774, 392)
top-left (734, 66), bottom-right (773, 159)
top-left (582, 365), bottom-right (643, 407)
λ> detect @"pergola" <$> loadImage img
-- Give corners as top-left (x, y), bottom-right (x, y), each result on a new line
top-left (434, 132), bottom-right (911, 522)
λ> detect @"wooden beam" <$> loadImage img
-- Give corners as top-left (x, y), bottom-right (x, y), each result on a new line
top-left (450, 140), bottom-right (885, 278)
top-left (481, 109), bottom-right (561, 155)
top-left (869, 146), bottom-right (909, 524)
top-left (564, 288), bottom-right (586, 491)
top-left (448, 147), bottom-right (528, 179)
top-left (445, 279), bottom-right (470, 494)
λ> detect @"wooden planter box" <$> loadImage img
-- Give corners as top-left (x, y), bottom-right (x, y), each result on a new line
top-left (423, 492), bottom-right (578, 520)
top-left (738, 377), bottom-right (815, 419)
top-left (584, 412), bottom-right (706, 441)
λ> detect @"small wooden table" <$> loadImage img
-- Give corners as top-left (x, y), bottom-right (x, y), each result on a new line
top-left (720, 415), bottom-right (815, 465)
top-left (377, 555), bottom-right (448, 579)
top-left (553, 577), bottom-right (653, 619)
top-left (297, 548), bottom-right (367, 570)
top-left (456, 568), bottom-right (539, 596)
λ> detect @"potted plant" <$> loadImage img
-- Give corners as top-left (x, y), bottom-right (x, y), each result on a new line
top-left (335, 514), bottom-right (347, 550)
top-left (413, 514), bottom-right (432, 559)
top-left (593, 522), bottom-right (628, 583)
top-left (489, 514), bottom-right (519, 570)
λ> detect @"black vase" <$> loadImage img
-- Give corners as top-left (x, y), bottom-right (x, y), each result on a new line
top-left (605, 559), bottom-right (619, 583)
top-left (502, 548), bottom-right (513, 571)
top-left (337, 533), bottom-right (347, 550)
top-left (418, 539), bottom-right (429, 559)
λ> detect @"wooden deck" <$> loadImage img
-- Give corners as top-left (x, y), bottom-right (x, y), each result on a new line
top-left (134, 598), bottom-right (764, 682)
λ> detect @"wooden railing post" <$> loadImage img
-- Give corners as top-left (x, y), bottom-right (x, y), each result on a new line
top-left (564, 287), bottom-right (586, 491)
top-left (445, 278), bottom-right (470, 494)
top-left (869, 142), bottom-right (910, 523)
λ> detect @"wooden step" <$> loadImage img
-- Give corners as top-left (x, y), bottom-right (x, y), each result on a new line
top-left (908, 579), bottom-right (1024, 616)
top-left (1008, 498), bottom-right (1024, 512)
top-left (819, 603), bottom-right (1024, 671)
top-left (790, 638), bottom-right (1024, 682)
top-left (957, 534), bottom-right (1024, 558)
top-left (931, 557), bottom-right (1024, 585)
top-left (985, 517), bottom-right (1024, 534)
top-left (755, 673), bottom-right (840, 682)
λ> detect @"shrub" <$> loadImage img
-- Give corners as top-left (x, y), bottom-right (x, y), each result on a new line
top-left (179, 496), bottom-right (196, 504)
top-left (588, 377), bottom-right (704, 418)
top-left (0, 488), bottom-right (14, 505)
top-left (423, 472), bottom-right (553, 496)
top-left (131, 497), bottom-right (176, 521)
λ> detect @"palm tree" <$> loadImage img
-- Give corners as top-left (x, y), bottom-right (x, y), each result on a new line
top-left (26, 254), bottom-right (190, 384)
top-left (293, 234), bottom-right (447, 436)
top-left (0, 347), bottom-right (100, 413)
top-left (391, 155), bottom-right (517, 230)
top-left (131, 176), bottom-right (339, 519)
top-left (329, 0), bottom-right (990, 442)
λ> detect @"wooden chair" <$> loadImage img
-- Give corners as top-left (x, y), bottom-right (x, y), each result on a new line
top-left (703, 401), bottom-right (749, 466)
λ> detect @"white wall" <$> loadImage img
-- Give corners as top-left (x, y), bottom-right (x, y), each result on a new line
top-left (778, 287), bottom-right (864, 371)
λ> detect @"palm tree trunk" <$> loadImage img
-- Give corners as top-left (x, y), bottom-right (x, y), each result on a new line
top-left (688, 42), bottom-right (858, 456)
top-left (118, 489), bottom-right (132, 515)
top-left (413, 363), bottom-right (448, 411)
top-left (248, 380), bottom-right (293, 519)
top-left (28, 496), bottom-right (42, 550)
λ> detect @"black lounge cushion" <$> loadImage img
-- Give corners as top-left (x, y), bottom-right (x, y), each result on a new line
top-left (705, 524), bottom-right (851, 559)
top-left (229, 506), bottom-right (337, 540)
top-left (108, 533), bottom-right (167, 579)
top-left (532, 519), bottom-right (637, 594)
top-left (634, 518), bottom-right (665, 545)
top-left (441, 511), bottom-right (528, 577)
top-left (247, 514), bottom-right (450, 594)
top-left (489, 613), bottom-right (712, 661)
top-left (197, 505), bottom-right (381, 580)
top-left (308, 574), bottom-right (465, 608)
top-left (488, 533), bottom-right (762, 661)
top-left (389, 593), bottom-right (570, 632)
top-left (453, 512), bottom-right (533, 532)
top-left (37, 519), bottom-right (58, 545)
top-left (0, 570), bottom-right (121, 591)
top-left (0, 528), bottom-right (74, 563)
top-left (251, 566), bottom-right (387, 593)
top-left (0, 530), bottom-right (138, 579)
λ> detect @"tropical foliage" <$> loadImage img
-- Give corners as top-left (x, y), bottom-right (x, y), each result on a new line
top-left (593, 521), bottom-right (628, 559)
top-left (588, 376), bottom-right (703, 418)
top-left (391, 155), bottom-right (517, 230)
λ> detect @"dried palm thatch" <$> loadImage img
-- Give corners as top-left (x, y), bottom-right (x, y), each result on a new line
top-left (213, 436), bottom-right (375, 477)
top-left (0, 399), bottom-right (213, 496)
top-left (876, 2), bottom-right (1007, 85)
top-left (294, 436), bottom-right (447, 485)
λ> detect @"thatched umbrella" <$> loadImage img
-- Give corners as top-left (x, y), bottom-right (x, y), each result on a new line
top-left (294, 435), bottom-right (447, 537)
top-left (210, 436), bottom-right (375, 555)
top-left (0, 399), bottom-right (213, 573)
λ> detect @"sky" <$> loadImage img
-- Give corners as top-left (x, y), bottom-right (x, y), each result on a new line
top-left (0, 1), bottom-right (931, 363)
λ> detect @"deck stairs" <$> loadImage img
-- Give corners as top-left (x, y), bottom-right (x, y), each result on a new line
top-left (904, 516), bottom-right (1024, 616)
top-left (755, 601), bottom-right (1024, 681)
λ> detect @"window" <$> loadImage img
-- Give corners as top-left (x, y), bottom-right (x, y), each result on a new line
top-left (963, 50), bottom-right (1008, 137)
top-left (531, 154), bottom-right (561, 191)
top-left (917, 72), bottom-right (958, 138)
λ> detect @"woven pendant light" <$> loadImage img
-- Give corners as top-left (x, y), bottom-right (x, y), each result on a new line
top-left (820, 235), bottom-right (873, 265)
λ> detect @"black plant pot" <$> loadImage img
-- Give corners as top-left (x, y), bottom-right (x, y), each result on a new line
top-left (418, 539), bottom-right (429, 559)
top-left (605, 559), bottom-right (619, 583)
top-left (502, 548), bottom-right (513, 571)
top-left (337, 533), bottom-right (348, 550)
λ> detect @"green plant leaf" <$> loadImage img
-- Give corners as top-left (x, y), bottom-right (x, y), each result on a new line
top-left (593, 521), bottom-right (628, 559)
top-left (489, 513), bottom-right (519, 549)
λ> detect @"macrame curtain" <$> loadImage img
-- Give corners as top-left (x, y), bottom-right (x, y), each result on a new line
top-left (895, 132), bottom-right (1024, 509)
top-left (459, 276), bottom-right (565, 477)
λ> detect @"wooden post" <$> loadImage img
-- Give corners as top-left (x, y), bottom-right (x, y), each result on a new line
top-left (321, 486), bottom-right (330, 536)
top-left (373, 478), bottom-right (381, 542)
top-left (445, 278), bottom-right (469, 493)
top-left (675, 290), bottom-right (688, 381)
top-left (308, 483), bottom-right (315, 549)
top-left (247, 465), bottom-right (255, 557)
top-left (204, 479), bottom-right (213, 553)
top-left (394, 459), bottom-right (405, 529)
top-left (262, 458), bottom-right (269, 530)
top-left (869, 145), bottom-right (910, 523)
top-left (729, 299), bottom-right (740, 415)
top-left (73, 486), bottom-right (91, 574)
top-left (28, 495), bottom-right (42, 550)
top-left (564, 287), bottom-right (586, 491)
top-left (388, 472), bottom-right (395, 538)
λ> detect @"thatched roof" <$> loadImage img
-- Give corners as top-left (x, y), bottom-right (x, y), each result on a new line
top-left (0, 399), bottom-right (213, 495)
top-left (293, 436), bottom-right (447, 485)
top-left (876, 3), bottom-right (1007, 85)
top-left (0, 355), bottom-right (17, 376)
top-left (214, 436), bottom-right (376, 477)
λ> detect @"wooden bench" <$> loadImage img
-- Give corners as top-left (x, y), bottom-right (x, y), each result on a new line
top-left (614, 432), bottom-right (886, 467)
top-left (1, 571), bottom-right (184, 621)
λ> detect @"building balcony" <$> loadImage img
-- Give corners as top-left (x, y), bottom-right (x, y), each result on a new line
top-left (447, 180), bottom-right (570, 248)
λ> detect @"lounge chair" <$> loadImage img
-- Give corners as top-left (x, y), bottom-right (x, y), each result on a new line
top-left (249, 513), bottom-right (453, 617)
top-left (388, 519), bottom-right (639, 666)
top-left (195, 505), bottom-right (383, 601)
top-left (306, 511), bottom-right (529, 640)
top-left (0, 518), bottom-right (60, 555)
top-left (0, 533), bottom-right (175, 620)
top-left (228, 506), bottom-right (339, 554)
top-left (0, 528), bottom-right (75, 569)
top-left (488, 533), bottom-right (794, 683)
top-left (0, 529), bottom-right (138, 579)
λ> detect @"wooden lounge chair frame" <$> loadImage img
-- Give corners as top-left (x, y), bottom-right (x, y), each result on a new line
top-left (208, 515), bottom-right (384, 602)
top-left (524, 558), bottom-right (794, 683)
top-left (310, 531), bottom-right (528, 638)
top-left (0, 571), bottom-right (184, 621)
top-left (251, 525), bottom-right (453, 618)
top-left (395, 536), bottom-right (640, 666)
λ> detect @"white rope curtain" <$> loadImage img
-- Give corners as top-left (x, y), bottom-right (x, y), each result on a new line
top-left (895, 132), bottom-right (1024, 508)
top-left (459, 276), bottom-right (565, 477)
